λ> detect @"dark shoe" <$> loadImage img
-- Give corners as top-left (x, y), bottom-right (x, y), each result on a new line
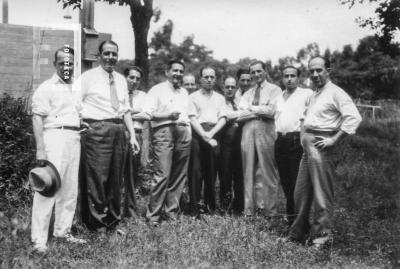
top-left (278, 235), bottom-right (306, 245)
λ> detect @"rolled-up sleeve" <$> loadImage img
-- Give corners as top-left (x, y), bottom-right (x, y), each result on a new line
top-left (188, 97), bottom-right (198, 118)
top-left (217, 102), bottom-right (228, 120)
top-left (334, 90), bottom-right (362, 134)
top-left (31, 84), bottom-right (51, 116)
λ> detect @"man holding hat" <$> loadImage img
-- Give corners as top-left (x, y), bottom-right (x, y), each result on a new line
top-left (31, 46), bottom-right (85, 253)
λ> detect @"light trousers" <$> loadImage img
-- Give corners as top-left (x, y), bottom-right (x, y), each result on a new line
top-left (31, 129), bottom-right (80, 247)
top-left (146, 124), bottom-right (191, 222)
top-left (241, 119), bottom-right (279, 216)
top-left (288, 131), bottom-right (336, 241)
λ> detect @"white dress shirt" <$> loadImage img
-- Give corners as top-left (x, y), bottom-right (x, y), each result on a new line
top-left (275, 87), bottom-right (313, 133)
top-left (144, 81), bottom-right (191, 128)
top-left (189, 89), bottom-right (227, 124)
top-left (238, 80), bottom-right (282, 117)
top-left (31, 73), bottom-right (80, 129)
top-left (129, 90), bottom-right (147, 130)
top-left (78, 66), bottom-right (130, 120)
top-left (303, 81), bottom-right (362, 134)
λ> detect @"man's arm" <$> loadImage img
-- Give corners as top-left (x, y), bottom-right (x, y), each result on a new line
top-left (32, 114), bottom-right (47, 160)
top-left (206, 117), bottom-right (227, 138)
top-left (124, 112), bottom-right (140, 154)
top-left (152, 111), bottom-right (180, 121)
top-left (132, 112), bottom-right (151, 121)
top-left (190, 116), bottom-right (208, 139)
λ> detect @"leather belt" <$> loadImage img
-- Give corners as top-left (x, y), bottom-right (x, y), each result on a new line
top-left (305, 129), bottom-right (337, 136)
top-left (84, 118), bottom-right (123, 124)
top-left (53, 126), bottom-right (81, 131)
top-left (152, 122), bottom-right (189, 130)
top-left (277, 131), bottom-right (300, 137)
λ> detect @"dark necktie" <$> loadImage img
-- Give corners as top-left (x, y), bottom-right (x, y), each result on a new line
top-left (252, 84), bottom-right (261, 106)
top-left (129, 92), bottom-right (133, 109)
top-left (109, 73), bottom-right (119, 111)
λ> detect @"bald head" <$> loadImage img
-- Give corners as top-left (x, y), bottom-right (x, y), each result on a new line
top-left (182, 74), bottom-right (197, 93)
top-left (223, 77), bottom-right (237, 100)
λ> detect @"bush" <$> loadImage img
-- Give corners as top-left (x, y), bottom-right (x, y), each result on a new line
top-left (0, 94), bottom-right (35, 210)
top-left (334, 118), bottom-right (400, 255)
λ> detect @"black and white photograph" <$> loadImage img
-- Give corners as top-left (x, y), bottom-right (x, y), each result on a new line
top-left (0, 0), bottom-right (399, 268)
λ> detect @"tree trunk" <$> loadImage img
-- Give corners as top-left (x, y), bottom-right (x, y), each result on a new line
top-left (129, 0), bottom-right (153, 90)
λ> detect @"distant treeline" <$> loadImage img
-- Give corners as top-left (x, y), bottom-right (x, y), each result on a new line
top-left (116, 20), bottom-right (400, 100)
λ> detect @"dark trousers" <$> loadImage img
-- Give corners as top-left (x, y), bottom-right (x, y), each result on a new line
top-left (146, 124), bottom-right (191, 222)
top-left (218, 122), bottom-right (244, 214)
top-left (189, 123), bottom-right (220, 214)
top-left (123, 131), bottom-right (143, 219)
top-left (80, 121), bottom-right (126, 230)
top-left (274, 132), bottom-right (303, 225)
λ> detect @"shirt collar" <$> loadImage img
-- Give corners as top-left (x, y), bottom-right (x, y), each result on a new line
top-left (200, 88), bottom-right (213, 96)
top-left (166, 80), bottom-right (181, 92)
top-left (98, 66), bottom-right (115, 78)
top-left (315, 80), bottom-right (331, 95)
top-left (50, 73), bottom-right (73, 85)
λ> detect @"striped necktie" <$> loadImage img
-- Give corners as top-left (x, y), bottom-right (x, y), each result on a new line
top-left (252, 84), bottom-right (261, 106)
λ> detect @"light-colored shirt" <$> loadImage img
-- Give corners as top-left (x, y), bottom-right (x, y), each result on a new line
top-left (225, 99), bottom-right (243, 121)
top-left (128, 90), bottom-right (147, 130)
top-left (31, 73), bottom-right (80, 129)
top-left (238, 80), bottom-right (282, 117)
top-left (78, 66), bottom-right (130, 120)
top-left (144, 81), bottom-right (191, 128)
top-left (234, 88), bottom-right (246, 108)
top-left (275, 87), bottom-right (313, 133)
top-left (189, 89), bottom-right (227, 124)
top-left (303, 81), bottom-right (362, 134)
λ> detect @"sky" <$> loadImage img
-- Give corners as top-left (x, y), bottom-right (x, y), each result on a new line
top-left (3, 0), bottom-right (380, 63)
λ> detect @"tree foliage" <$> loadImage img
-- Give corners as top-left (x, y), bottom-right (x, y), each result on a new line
top-left (340, 0), bottom-right (400, 55)
top-left (58, 0), bottom-right (154, 87)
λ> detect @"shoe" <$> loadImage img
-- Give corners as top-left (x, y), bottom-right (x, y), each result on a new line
top-left (57, 233), bottom-right (87, 244)
top-left (116, 228), bottom-right (126, 236)
top-left (312, 234), bottom-right (333, 249)
top-left (147, 220), bottom-right (160, 227)
top-left (278, 236), bottom-right (305, 245)
top-left (33, 244), bottom-right (48, 255)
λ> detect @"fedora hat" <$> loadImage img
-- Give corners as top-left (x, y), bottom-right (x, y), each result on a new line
top-left (29, 160), bottom-right (61, 197)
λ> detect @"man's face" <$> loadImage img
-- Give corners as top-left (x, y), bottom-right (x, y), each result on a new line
top-left (126, 69), bottom-right (141, 91)
top-left (238, 73), bottom-right (251, 92)
top-left (250, 63), bottom-right (266, 85)
top-left (54, 50), bottom-right (74, 83)
top-left (100, 43), bottom-right (118, 73)
top-left (308, 58), bottom-right (329, 89)
top-left (182, 75), bottom-right (197, 93)
top-left (223, 78), bottom-right (237, 99)
top-left (200, 68), bottom-right (216, 91)
top-left (282, 68), bottom-right (299, 91)
top-left (166, 63), bottom-right (184, 88)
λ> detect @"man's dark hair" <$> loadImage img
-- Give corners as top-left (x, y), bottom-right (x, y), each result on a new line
top-left (236, 68), bottom-right (250, 80)
top-left (282, 65), bottom-right (301, 76)
top-left (98, 40), bottom-right (119, 54)
top-left (54, 46), bottom-right (74, 63)
top-left (124, 65), bottom-right (144, 78)
top-left (199, 66), bottom-right (216, 77)
top-left (249, 60), bottom-right (266, 70)
top-left (309, 56), bottom-right (331, 69)
top-left (167, 59), bottom-right (185, 71)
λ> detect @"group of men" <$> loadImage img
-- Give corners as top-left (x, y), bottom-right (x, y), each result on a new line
top-left (30, 39), bottom-right (362, 253)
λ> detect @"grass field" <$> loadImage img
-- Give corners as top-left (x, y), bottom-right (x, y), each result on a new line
top-left (0, 98), bottom-right (399, 268)
top-left (0, 205), bottom-right (393, 268)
